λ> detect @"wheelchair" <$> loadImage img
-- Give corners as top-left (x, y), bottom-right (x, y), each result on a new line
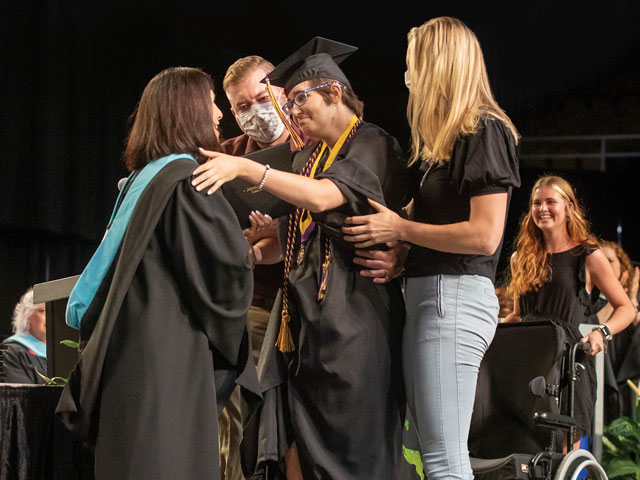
top-left (402, 321), bottom-right (608, 480)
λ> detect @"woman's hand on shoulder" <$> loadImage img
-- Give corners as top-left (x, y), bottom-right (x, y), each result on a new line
top-left (342, 199), bottom-right (405, 248)
top-left (192, 148), bottom-right (246, 195)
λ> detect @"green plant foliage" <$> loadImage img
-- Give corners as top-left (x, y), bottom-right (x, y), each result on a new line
top-left (602, 387), bottom-right (640, 480)
top-left (35, 369), bottom-right (67, 385)
top-left (60, 339), bottom-right (79, 349)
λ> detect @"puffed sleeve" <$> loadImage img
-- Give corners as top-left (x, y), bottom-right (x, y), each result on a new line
top-left (448, 116), bottom-right (521, 196)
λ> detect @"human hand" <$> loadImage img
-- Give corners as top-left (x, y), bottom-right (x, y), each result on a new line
top-left (192, 148), bottom-right (244, 195)
top-left (353, 241), bottom-right (408, 284)
top-left (243, 211), bottom-right (274, 243)
top-left (342, 199), bottom-right (404, 248)
top-left (580, 330), bottom-right (605, 356)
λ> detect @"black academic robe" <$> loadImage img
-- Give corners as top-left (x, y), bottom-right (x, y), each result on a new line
top-left (256, 123), bottom-right (409, 480)
top-left (56, 158), bottom-right (260, 480)
top-left (0, 340), bottom-right (47, 384)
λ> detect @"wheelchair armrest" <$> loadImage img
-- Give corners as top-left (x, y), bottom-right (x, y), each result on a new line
top-left (533, 411), bottom-right (576, 430)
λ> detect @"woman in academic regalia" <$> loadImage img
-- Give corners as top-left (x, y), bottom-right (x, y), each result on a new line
top-left (56, 67), bottom-right (259, 480)
top-left (192, 38), bottom-right (409, 480)
top-left (1, 288), bottom-right (47, 384)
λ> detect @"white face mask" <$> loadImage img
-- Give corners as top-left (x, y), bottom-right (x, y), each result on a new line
top-left (235, 101), bottom-right (285, 144)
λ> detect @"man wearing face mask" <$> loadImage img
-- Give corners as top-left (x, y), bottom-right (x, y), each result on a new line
top-left (222, 55), bottom-right (290, 154)
top-left (218, 55), bottom-right (293, 480)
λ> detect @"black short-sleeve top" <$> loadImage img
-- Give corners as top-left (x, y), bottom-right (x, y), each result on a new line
top-left (404, 116), bottom-right (520, 282)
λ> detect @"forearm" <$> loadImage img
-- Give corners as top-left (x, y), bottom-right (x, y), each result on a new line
top-left (239, 160), bottom-right (346, 213)
top-left (604, 303), bottom-right (636, 335)
top-left (399, 219), bottom-right (500, 255)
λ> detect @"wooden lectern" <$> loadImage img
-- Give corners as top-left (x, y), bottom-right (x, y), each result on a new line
top-left (33, 275), bottom-right (80, 379)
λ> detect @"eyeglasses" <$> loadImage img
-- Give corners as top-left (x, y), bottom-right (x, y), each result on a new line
top-left (282, 81), bottom-right (342, 116)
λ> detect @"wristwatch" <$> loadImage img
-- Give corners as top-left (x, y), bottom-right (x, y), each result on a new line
top-left (592, 324), bottom-right (612, 351)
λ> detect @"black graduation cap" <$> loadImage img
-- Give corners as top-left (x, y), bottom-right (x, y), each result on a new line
top-left (263, 37), bottom-right (358, 93)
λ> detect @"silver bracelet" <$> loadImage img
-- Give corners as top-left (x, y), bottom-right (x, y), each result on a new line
top-left (257, 164), bottom-right (270, 191)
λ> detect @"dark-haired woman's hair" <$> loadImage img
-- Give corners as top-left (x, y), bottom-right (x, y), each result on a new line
top-left (124, 67), bottom-right (220, 171)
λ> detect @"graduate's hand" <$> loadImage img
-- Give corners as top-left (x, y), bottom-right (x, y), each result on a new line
top-left (192, 148), bottom-right (244, 195)
top-left (343, 199), bottom-right (404, 248)
top-left (353, 241), bottom-right (408, 284)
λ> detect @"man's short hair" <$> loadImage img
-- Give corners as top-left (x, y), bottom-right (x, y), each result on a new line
top-left (223, 55), bottom-right (275, 93)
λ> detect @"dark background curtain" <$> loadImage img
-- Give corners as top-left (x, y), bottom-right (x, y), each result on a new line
top-left (2, 0), bottom-right (640, 336)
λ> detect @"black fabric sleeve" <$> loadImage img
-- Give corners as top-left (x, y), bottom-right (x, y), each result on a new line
top-left (316, 126), bottom-right (391, 211)
top-left (313, 125), bottom-right (409, 248)
top-left (448, 117), bottom-right (521, 197)
top-left (1, 343), bottom-right (46, 384)
top-left (159, 180), bottom-right (254, 367)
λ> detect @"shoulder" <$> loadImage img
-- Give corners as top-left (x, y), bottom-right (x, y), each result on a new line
top-left (353, 122), bottom-right (399, 146)
top-left (449, 116), bottom-right (521, 194)
top-left (1, 340), bottom-right (30, 359)
top-left (221, 134), bottom-right (252, 155)
top-left (470, 116), bottom-right (517, 144)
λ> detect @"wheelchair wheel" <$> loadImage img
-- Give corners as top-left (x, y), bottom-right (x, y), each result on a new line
top-left (553, 449), bottom-right (608, 480)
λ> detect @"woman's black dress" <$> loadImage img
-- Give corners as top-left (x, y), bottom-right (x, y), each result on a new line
top-left (519, 244), bottom-right (598, 436)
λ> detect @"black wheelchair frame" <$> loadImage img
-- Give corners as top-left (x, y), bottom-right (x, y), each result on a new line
top-left (468, 321), bottom-right (608, 480)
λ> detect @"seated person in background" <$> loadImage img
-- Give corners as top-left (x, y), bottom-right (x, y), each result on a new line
top-left (504, 175), bottom-right (635, 448)
top-left (586, 240), bottom-right (640, 422)
top-left (1, 288), bottom-right (47, 384)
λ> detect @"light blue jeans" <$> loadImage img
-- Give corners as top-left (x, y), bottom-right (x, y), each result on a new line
top-left (403, 274), bottom-right (499, 480)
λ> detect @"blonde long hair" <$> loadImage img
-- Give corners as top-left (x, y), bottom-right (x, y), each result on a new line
top-left (509, 176), bottom-right (597, 297)
top-left (406, 17), bottom-right (519, 165)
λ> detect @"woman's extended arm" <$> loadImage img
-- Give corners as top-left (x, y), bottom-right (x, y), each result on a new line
top-left (192, 149), bottom-right (346, 213)
top-left (342, 193), bottom-right (507, 255)
top-left (581, 249), bottom-right (636, 355)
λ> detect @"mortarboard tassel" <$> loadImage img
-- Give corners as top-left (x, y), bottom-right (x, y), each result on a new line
top-left (264, 75), bottom-right (305, 150)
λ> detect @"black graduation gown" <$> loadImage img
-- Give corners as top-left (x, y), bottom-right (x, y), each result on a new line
top-left (0, 340), bottom-right (47, 384)
top-left (257, 123), bottom-right (409, 480)
top-left (56, 158), bottom-right (260, 480)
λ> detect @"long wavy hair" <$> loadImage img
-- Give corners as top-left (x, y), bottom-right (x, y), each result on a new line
top-left (600, 240), bottom-right (634, 293)
top-left (509, 176), bottom-right (598, 297)
top-left (406, 16), bottom-right (519, 165)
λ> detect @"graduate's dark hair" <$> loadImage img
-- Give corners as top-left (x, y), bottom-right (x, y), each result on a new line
top-left (308, 77), bottom-right (364, 118)
top-left (124, 67), bottom-right (221, 171)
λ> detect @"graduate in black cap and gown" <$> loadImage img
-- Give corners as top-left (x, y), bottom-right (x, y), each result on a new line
top-left (193, 38), bottom-right (409, 480)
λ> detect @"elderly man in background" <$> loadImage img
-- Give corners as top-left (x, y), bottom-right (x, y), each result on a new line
top-left (1, 288), bottom-right (47, 384)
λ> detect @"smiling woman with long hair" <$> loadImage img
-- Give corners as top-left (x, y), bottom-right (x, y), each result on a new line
top-left (505, 175), bottom-right (635, 445)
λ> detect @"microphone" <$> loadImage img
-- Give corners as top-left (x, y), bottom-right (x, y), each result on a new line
top-left (117, 177), bottom-right (128, 191)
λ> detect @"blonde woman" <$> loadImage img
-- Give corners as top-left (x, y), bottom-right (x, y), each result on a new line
top-left (343, 17), bottom-right (520, 479)
top-left (504, 176), bottom-right (634, 446)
